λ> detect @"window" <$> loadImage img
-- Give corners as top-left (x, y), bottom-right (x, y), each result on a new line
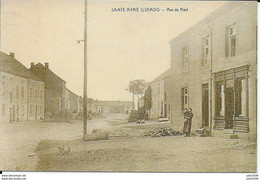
top-left (2, 104), bottom-right (5, 116)
top-left (181, 87), bottom-right (188, 111)
top-left (182, 47), bottom-right (189, 72)
top-left (16, 86), bottom-right (19, 98)
top-left (2, 82), bottom-right (5, 96)
top-left (235, 78), bottom-right (247, 116)
top-left (215, 82), bottom-right (225, 116)
top-left (21, 87), bottom-right (24, 97)
top-left (225, 24), bottom-right (237, 58)
top-left (214, 66), bottom-right (248, 119)
top-left (202, 36), bottom-right (210, 65)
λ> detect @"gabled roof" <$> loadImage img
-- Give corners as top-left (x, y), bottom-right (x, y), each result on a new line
top-left (151, 68), bottom-right (171, 83)
top-left (32, 62), bottom-right (66, 82)
top-left (0, 51), bottom-right (43, 82)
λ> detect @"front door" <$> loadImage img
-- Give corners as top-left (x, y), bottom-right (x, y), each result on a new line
top-left (202, 84), bottom-right (209, 127)
top-left (225, 81), bottom-right (234, 129)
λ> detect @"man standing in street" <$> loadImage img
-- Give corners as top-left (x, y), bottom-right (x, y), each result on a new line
top-left (186, 108), bottom-right (194, 137)
top-left (182, 108), bottom-right (189, 135)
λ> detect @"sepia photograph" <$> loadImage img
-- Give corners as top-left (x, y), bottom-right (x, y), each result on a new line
top-left (0, 0), bottom-right (257, 174)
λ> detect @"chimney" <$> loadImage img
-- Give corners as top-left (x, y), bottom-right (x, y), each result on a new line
top-left (45, 62), bottom-right (49, 69)
top-left (31, 62), bottom-right (34, 68)
top-left (10, 52), bottom-right (15, 58)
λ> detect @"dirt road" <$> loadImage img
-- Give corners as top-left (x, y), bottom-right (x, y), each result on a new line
top-left (0, 119), bottom-right (256, 172)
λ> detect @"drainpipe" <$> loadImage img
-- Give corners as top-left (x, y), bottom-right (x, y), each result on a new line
top-left (209, 23), bottom-right (213, 136)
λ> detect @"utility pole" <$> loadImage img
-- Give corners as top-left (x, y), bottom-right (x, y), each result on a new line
top-left (83, 0), bottom-right (88, 140)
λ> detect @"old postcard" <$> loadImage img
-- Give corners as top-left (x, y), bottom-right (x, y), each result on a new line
top-left (0, 0), bottom-right (257, 173)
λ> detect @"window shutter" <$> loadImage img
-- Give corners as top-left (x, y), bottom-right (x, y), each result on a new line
top-left (225, 26), bottom-right (229, 58)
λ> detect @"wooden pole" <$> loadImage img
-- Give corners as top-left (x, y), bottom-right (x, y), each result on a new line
top-left (83, 0), bottom-right (88, 140)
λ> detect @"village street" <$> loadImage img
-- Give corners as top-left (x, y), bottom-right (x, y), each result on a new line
top-left (0, 118), bottom-right (256, 172)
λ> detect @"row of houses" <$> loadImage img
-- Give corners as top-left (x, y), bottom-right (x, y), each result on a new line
top-left (149, 2), bottom-right (257, 140)
top-left (87, 99), bottom-right (133, 116)
top-left (0, 52), bottom-right (134, 122)
top-left (0, 52), bottom-right (82, 122)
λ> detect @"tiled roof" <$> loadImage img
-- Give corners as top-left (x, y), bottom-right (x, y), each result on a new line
top-left (0, 51), bottom-right (42, 82)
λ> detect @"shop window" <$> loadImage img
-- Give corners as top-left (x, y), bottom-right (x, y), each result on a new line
top-left (235, 78), bottom-right (247, 116)
top-left (215, 82), bottom-right (225, 116)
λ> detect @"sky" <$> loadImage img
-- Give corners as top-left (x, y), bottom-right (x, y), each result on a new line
top-left (1, 0), bottom-right (226, 101)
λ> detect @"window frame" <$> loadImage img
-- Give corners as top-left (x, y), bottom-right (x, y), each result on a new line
top-left (181, 87), bottom-right (188, 111)
top-left (226, 23), bottom-right (237, 58)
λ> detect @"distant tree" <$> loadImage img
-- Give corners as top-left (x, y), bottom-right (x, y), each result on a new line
top-left (144, 84), bottom-right (152, 120)
top-left (128, 79), bottom-right (147, 109)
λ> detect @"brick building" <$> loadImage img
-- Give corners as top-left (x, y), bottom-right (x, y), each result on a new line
top-left (169, 2), bottom-right (257, 139)
top-left (0, 52), bottom-right (44, 122)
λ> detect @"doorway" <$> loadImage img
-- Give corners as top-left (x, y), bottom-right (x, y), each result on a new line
top-left (202, 83), bottom-right (209, 127)
top-left (225, 86), bottom-right (234, 129)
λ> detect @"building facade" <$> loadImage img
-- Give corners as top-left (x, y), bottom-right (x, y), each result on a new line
top-left (0, 52), bottom-right (44, 122)
top-left (169, 2), bottom-right (257, 139)
top-left (149, 69), bottom-right (171, 119)
top-left (88, 100), bottom-right (133, 116)
top-left (65, 88), bottom-right (81, 114)
top-left (30, 62), bottom-right (66, 115)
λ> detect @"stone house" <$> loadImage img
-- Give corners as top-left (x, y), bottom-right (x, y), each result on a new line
top-left (30, 62), bottom-right (66, 116)
top-left (0, 52), bottom-right (44, 122)
top-left (169, 2), bottom-right (257, 139)
top-left (149, 69), bottom-right (171, 119)
top-left (65, 88), bottom-right (81, 114)
top-left (89, 100), bottom-right (133, 116)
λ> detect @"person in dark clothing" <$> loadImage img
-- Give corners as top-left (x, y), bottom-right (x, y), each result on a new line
top-left (182, 108), bottom-right (189, 135)
top-left (185, 108), bottom-right (194, 137)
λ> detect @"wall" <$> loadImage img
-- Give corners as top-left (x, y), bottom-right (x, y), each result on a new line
top-left (45, 87), bottom-right (62, 115)
top-left (150, 80), bottom-right (165, 118)
top-left (169, 2), bottom-right (257, 138)
top-left (0, 71), bottom-right (28, 122)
